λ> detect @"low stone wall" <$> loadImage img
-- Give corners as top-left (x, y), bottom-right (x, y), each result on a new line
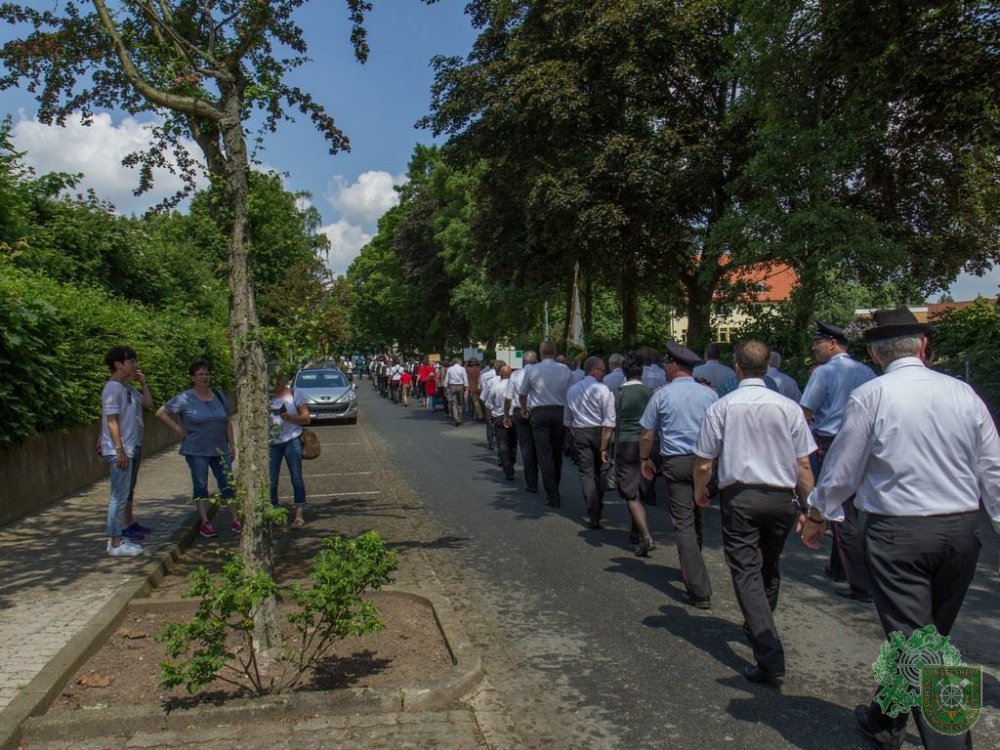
top-left (0, 410), bottom-right (182, 527)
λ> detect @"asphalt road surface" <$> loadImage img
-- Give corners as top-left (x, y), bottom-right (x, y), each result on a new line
top-left (355, 381), bottom-right (1000, 750)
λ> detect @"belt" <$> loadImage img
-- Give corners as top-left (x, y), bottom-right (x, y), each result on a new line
top-left (720, 482), bottom-right (795, 499)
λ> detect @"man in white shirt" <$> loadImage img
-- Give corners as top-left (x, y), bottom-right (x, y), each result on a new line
top-left (388, 358), bottom-right (404, 403)
top-left (505, 351), bottom-right (539, 493)
top-left (692, 343), bottom-right (736, 388)
top-left (564, 356), bottom-right (616, 528)
top-left (444, 357), bottom-right (470, 426)
top-left (693, 340), bottom-right (816, 684)
top-left (486, 365), bottom-right (517, 480)
top-left (479, 360), bottom-right (498, 449)
top-left (766, 351), bottom-right (801, 403)
top-left (519, 341), bottom-right (574, 506)
top-left (803, 308), bottom-right (1000, 750)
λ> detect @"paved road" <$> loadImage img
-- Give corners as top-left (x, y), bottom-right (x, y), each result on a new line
top-left (357, 380), bottom-right (1000, 750)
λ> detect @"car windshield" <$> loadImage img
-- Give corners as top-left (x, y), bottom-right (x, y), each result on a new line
top-left (295, 370), bottom-right (348, 389)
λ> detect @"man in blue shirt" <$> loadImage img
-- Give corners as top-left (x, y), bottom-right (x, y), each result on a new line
top-left (639, 342), bottom-right (718, 609)
top-left (800, 321), bottom-right (876, 601)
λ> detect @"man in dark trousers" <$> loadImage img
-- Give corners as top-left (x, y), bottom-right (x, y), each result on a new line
top-left (563, 356), bottom-right (616, 528)
top-left (505, 351), bottom-right (539, 493)
top-left (801, 320), bottom-right (876, 600)
top-left (694, 340), bottom-right (816, 682)
top-left (804, 308), bottom-right (1000, 750)
top-left (519, 341), bottom-right (573, 507)
top-left (640, 342), bottom-right (718, 609)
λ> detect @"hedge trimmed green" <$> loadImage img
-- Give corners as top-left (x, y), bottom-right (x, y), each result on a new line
top-left (0, 259), bottom-right (231, 448)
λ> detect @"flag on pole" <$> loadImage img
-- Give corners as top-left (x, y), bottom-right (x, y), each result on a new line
top-left (568, 263), bottom-right (586, 359)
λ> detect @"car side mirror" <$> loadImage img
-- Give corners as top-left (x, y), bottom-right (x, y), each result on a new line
top-left (352, 383), bottom-right (358, 391)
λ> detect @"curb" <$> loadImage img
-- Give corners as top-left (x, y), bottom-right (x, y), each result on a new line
top-left (17, 586), bottom-right (483, 744)
top-left (0, 508), bottom-right (202, 750)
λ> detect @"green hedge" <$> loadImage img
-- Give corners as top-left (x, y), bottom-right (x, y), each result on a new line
top-left (0, 260), bottom-right (231, 448)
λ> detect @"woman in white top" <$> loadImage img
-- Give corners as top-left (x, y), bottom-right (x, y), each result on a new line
top-left (269, 371), bottom-right (311, 527)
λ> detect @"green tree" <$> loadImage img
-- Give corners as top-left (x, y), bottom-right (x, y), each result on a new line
top-left (735, 0), bottom-right (1000, 324)
top-left (0, 0), bottom-right (411, 661)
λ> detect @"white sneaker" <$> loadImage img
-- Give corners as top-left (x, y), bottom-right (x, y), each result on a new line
top-left (107, 539), bottom-right (143, 557)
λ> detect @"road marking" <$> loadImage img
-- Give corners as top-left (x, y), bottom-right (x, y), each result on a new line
top-left (303, 472), bottom-right (375, 478)
top-left (276, 491), bottom-right (381, 499)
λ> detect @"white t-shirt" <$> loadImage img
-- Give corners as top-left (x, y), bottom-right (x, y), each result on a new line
top-left (100, 380), bottom-right (143, 457)
top-left (270, 390), bottom-right (308, 444)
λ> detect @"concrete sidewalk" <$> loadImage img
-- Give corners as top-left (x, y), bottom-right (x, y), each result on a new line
top-left (0, 421), bottom-right (512, 750)
top-left (0, 448), bottom-right (198, 715)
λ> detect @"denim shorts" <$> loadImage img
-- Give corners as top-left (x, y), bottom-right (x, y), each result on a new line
top-left (184, 453), bottom-right (235, 501)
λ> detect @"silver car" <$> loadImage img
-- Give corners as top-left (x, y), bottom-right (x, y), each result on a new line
top-left (293, 368), bottom-right (358, 424)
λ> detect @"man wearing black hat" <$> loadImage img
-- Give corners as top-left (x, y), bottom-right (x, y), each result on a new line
top-left (803, 308), bottom-right (1000, 750)
top-left (693, 340), bottom-right (816, 683)
top-left (638, 341), bottom-right (718, 608)
top-left (801, 320), bottom-right (876, 601)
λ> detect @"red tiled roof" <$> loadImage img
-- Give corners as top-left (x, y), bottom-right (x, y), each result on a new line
top-left (727, 264), bottom-right (797, 303)
top-left (927, 299), bottom-right (997, 319)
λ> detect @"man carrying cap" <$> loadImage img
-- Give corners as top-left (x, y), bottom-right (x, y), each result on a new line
top-left (802, 308), bottom-right (1000, 750)
top-left (694, 340), bottom-right (816, 683)
top-left (800, 320), bottom-right (876, 601)
top-left (639, 341), bottom-right (718, 608)
top-left (519, 341), bottom-right (574, 507)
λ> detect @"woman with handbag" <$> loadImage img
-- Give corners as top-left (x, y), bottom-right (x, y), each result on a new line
top-left (269, 371), bottom-right (311, 527)
top-left (615, 352), bottom-right (656, 556)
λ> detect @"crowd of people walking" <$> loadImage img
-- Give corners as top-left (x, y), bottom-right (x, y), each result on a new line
top-left (365, 307), bottom-right (1000, 750)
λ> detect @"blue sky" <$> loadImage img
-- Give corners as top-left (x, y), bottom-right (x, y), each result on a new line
top-left (0, 2), bottom-right (997, 299)
top-left (1, 1), bottom-right (478, 275)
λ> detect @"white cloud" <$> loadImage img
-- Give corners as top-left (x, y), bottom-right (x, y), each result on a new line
top-left (319, 170), bottom-right (405, 276)
top-left (10, 111), bottom-right (206, 214)
top-left (324, 170), bottom-right (403, 227)
top-left (320, 219), bottom-right (373, 277)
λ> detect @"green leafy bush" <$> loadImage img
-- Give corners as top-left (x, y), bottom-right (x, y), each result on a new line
top-left (157, 531), bottom-right (398, 696)
top-left (0, 259), bottom-right (231, 447)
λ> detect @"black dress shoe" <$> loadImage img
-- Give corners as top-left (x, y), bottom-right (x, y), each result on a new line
top-left (545, 499), bottom-right (560, 507)
top-left (634, 538), bottom-right (655, 557)
top-left (744, 665), bottom-right (783, 684)
top-left (684, 593), bottom-right (711, 610)
top-left (587, 517), bottom-right (601, 529)
top-left (824, 564), bottom-right (846, 583)
top-left (854, 704), bottom-right (905, 750)
top-left (526, 486), bottom-right (539, 494)
top-left (837, 588), bottom-right (873, 603)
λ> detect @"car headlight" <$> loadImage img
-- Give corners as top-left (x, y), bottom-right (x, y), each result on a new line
top-left (340, 390), bottom-right (357, 403)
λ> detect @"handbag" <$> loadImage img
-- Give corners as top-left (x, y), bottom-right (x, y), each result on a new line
top-left (301, 428), bottom-right (321, 460)
top-left (601, 390), bottom-right (623, 492)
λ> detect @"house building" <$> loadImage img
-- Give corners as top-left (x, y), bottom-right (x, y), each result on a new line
top-left (668, 264), bottom-right (797, 344)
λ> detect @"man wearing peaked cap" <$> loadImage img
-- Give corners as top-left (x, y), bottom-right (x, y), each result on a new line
top-left (638, 340), bottom-right (718, 609)
top-left (664, 341), bottom-right (703, 369)
top-left (813, 320), bottom-right (848, 344)
top-left (804, 307), bottom-right (1000, 750)
top-left (800, 319), bottom-right (876, 601)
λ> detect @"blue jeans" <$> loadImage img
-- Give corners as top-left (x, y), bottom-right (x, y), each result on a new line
top-left (106, 453), bottom-right (139, 537)
top-left (184, 453), bottom-right (235, 501)
top-left (270, 436), bottom-right (306, 506)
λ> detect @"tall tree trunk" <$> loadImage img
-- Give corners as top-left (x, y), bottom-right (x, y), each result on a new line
top-left (685, 280), bottom-right (716, 353)
top-left (621, 272), bottom-right (637, 349)
top-left (220, 110), bottom-right (282, 663)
